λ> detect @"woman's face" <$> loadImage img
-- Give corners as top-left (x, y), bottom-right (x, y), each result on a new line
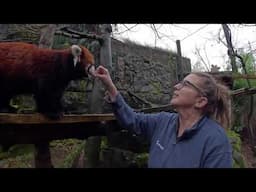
top-left (170, 74), bottom-right (206, 109)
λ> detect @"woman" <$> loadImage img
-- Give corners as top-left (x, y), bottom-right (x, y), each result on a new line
top-left (94, 65), bottom-right (233, 168)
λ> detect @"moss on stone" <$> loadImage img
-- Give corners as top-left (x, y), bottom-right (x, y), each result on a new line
top-left (150, 81), bottom-right (162, 95)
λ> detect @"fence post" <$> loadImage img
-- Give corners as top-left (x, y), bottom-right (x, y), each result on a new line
top-left (176, 40), bottom-right (183, 81)
top-left (34, 142), bottom-right (53, 168)
top-left (84, 24), bottom-right (112, 168)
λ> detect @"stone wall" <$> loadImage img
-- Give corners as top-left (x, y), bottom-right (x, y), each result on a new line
top-left (110, 38), bottom-right (191, 109)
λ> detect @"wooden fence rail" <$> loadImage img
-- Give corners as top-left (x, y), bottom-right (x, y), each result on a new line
top-left (231, 87), bottom-right (256, 96)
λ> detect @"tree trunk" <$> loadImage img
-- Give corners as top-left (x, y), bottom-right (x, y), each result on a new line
top-left (222, 24), bottom-right (238, 73)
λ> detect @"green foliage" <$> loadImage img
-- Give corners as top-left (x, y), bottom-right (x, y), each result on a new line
top-left (233, 77), bottom-right (256, 90)
top-left (0, 153), bottom-right (34, 168)
top-left (8, 144), bottom-right (35, 155)
top-left (9, 95), bottom-right (36, 113)
top-left (53, 35), bottom-right (71, 49)
top-left (100, 136), bottom-right (109, 149)
top-left (0, 144), bottom-right (35, 168)
top-left (50, 139), bottom-right (82, 148)
top-left (0, 144), bottom-right (34, 160)
top-left (237, 51), bottom-right (256, 74)
top-left (78, 80), bottom-right (89, 92)
top-left (227, 130), bottom-right (246, 168)
top-left (233, 49), bottom-right (256, 90)
top-left (63, 92), bottom-right (86, 103)
top-left (56, 140), bottom-right (85, 168)
top-left (233, 51), bottom-right (256, 88)
top-left (134, 153), bottom-right (148, 168)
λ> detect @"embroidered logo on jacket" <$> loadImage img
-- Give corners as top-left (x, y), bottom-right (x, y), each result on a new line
top-left (156, 140), bottom-right (164, 150)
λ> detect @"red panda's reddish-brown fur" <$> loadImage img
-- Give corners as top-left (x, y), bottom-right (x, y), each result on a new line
top-left (0, 42), bottom-right (94, 78)
top-left (0, 42), bottom-right (95, 119)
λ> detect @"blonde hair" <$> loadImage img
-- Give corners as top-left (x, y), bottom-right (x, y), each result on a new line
top-left (191, 72), bottom-right (231, 130)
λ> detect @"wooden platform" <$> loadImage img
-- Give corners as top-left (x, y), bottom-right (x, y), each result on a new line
top-left (0, 113), bottom-right (119, 144)
top-left (0, 103), bottom-right (173, 145)
top-left (0, 113), bottom-right (116, 124)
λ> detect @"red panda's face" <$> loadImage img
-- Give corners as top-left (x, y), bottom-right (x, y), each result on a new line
top-left (80, 47), bottom-right (95, 77)
top-left (71, 45), bottom-right (95, 77)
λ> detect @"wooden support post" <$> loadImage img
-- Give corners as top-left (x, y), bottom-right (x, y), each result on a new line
top-left (34, 142), bottom-right (53, 168)
top-left (84, 24), bottom-right (113, 168)
top-left (176, 40), bottom-right (183, 81)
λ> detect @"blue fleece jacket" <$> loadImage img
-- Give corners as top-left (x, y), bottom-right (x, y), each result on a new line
top-left (111, 93), bottom-right (233, 168)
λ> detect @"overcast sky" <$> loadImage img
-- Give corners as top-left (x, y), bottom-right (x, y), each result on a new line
top-left (112, 24), bottom-right (256, 71)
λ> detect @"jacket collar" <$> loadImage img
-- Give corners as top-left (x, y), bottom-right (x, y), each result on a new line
top-left (174, 114), bottom-right (207, 142)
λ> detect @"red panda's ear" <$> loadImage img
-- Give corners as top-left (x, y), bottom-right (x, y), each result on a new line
top-left (71, 45), bottom-right (82, 67)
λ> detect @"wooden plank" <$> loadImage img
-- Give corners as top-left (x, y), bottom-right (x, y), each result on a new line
top-left (0, 113), bottom-right (115, 124)
top-left (231, 87), bottom-right (256, 96)
top-left (0, 121), bottom-right (120, 144)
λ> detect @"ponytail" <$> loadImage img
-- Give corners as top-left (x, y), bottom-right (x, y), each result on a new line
top-left (213, 83), bottom-right (231, 130)
top-left (192, 72), bottom-right (231, 130)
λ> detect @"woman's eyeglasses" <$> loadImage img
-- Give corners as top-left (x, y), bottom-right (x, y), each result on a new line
top-left (176, 80), bottom-right (207, 97)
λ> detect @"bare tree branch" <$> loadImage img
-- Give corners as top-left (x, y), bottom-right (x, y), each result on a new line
top-left (203, 43), bottom-right (211, 66)
top-left (217, 28), bottom-right (228, 47)
top-left (181, 24), bottom-right (209, 41)
top-left (238, 24), bottom-right (256, 27)
top-left (113, 24), bottom-right (138, 35)
top-left (151, 24), bottom-right (161, 39)
top-left (55, 31), bottom-right (80, 38)
top-left (151, 25), bottom-right (176, 43)
top-left (172, 24), bottom-right (191, 32)
top-left (194, 46), bottom-right (210, 71)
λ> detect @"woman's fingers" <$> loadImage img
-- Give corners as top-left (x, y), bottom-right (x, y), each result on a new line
top-left (96, 65), bottom-right (108, 74)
